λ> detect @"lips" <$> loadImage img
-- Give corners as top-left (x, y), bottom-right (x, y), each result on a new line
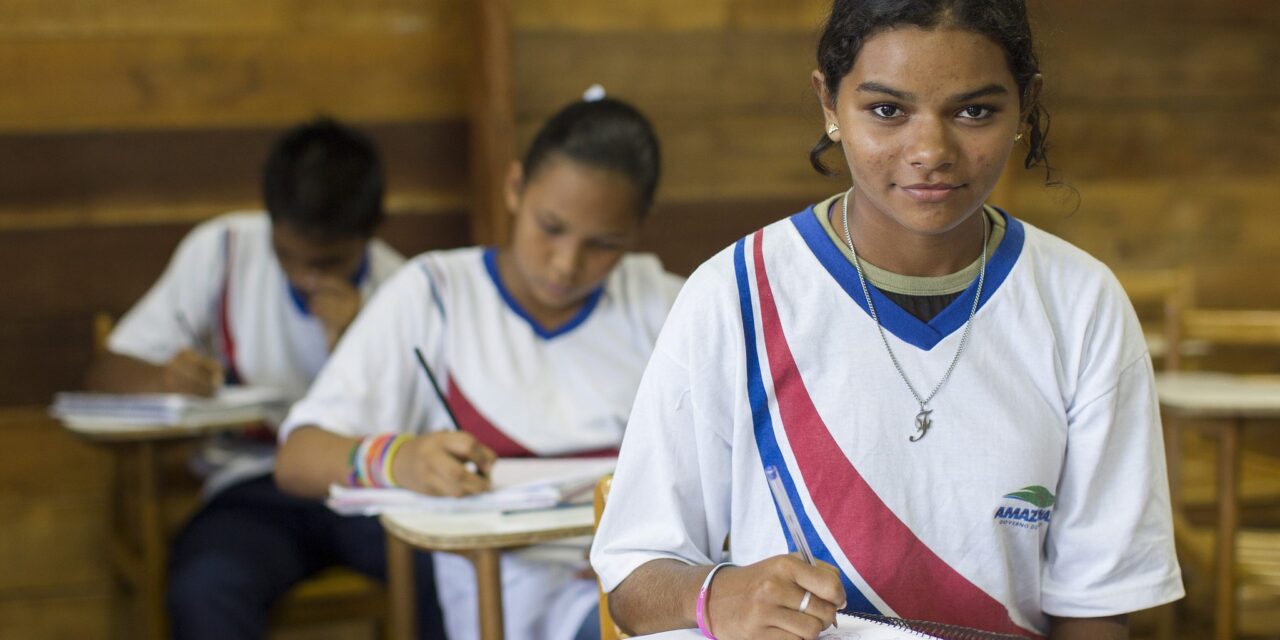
top-left (899, 183), bottom-right (963, 203)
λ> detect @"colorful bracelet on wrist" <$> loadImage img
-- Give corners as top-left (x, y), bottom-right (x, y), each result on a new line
top-left (696, 562), bottom-right (735, 639)
top-left (346, 434), bottom-right (412, 488)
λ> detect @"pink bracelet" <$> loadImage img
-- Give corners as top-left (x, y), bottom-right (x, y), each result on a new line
top-left (696, 562), bottom-right (735, 639)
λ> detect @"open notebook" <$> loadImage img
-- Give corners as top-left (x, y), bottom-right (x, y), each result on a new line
top-left (327, 457), bottom-right (616, 515)
top-left (51, 386), bottom-right (287, 431)
top-left (641, 612), bottom-right (1025, 639)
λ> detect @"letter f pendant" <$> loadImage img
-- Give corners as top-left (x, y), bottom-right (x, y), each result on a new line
top-left (910, 408), bottom-right (933, 442)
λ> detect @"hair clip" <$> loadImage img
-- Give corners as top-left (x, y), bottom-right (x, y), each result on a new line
top-left (582, 84), bottom-right (606, 102)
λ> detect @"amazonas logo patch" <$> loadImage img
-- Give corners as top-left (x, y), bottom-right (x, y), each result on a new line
top-left (994, 485), bottom-right (1054, 529)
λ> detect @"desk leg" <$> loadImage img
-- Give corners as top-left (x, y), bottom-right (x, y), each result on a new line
top-left (137, 441), bottom-right (167, 640)
top-left (1214, 421), bottom-right (1240, 640)
top-left (387, 531), bottom-right (418, 640)
top-left (467, 549), bottom-right (505, 640)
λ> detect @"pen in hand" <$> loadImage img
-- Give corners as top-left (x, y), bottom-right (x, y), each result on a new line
top-left (170, 312), bottom-right (223, 395)
top-left (412, 347), bottom-right (489, 479)
top-left (764, 465), bottom-right (838, 628)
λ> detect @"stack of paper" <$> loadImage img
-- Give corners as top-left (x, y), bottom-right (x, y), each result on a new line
top-left (51, 386), bottom-right (287, 430)
top-left (328, 457), bottom-right (616, 515)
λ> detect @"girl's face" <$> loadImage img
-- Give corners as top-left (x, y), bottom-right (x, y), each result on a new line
top-left (816, 26), bottom-right (1031, 237)
top-left (504, 154), bottom-right (642, 312)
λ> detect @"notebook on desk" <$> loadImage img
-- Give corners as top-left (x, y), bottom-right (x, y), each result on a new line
top-left (640, 613), bottom-right (1024, 639)
top-left (328, 456), bottom-right (616, 515)
top-left (51, 386), bottom-right (287, 430)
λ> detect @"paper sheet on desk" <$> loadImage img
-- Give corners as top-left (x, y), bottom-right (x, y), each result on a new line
top-left (327, 457), bottom-right (616, 515)
top-left (635, 614), bottom-right (942, 639)
top-left (51, 386), bottom-right (287, 430)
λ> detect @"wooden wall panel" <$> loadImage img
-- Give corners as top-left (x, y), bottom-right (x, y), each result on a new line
top-left (0, 592), bottom-right (113, 639)
top-left (0, 35), bottom-right (467, 132)
top-left (1, 0), bottom-right (463, 36)
top-left (513, 0), bottom-right (830, 31)
top-left (0, 122), bottom-right (469, 230)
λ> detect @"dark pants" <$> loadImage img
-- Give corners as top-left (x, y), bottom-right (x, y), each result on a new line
top-left (167, 474), bottom-right (447, 640)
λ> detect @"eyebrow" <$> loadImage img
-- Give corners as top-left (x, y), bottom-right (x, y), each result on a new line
top-left (855, 81), bottom-right (1010, 103)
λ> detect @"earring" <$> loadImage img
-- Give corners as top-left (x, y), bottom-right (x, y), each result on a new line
top-left (1014, 132), bottom-right (1024, 142)
top-left (826, 123), bottom-right (840, 138)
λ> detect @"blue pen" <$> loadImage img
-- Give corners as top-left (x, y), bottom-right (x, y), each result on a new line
top-left (765, 465), bottom-right (837, 627)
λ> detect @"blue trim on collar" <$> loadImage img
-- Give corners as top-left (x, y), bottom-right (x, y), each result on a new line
top-left (482, 247), bottom-right (604, 340)
top-left (286, 249), bottom-right (371, 316)
top-left (791, 205), bottom-right (1025, 351)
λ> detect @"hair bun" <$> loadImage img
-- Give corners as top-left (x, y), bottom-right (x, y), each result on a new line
top-left (582, 84), bottom-right (607, 102)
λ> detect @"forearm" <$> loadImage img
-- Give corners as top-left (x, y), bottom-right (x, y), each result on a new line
top-left (608, 559), bottom-right (709, 635)
top-left (274, 425), bottom-right (361, 498)
top-left (1048, 614), bottom-right (1127, 640)
top-left (86, 352), bottom-right (166, 393)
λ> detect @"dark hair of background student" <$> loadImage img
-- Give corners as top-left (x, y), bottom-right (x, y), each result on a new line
top-left (522, 97), bottom-right (662, 216)
top-left (262, 118), bottom-right (386, 239)
top-left (809, 0), bottom-right (1052, 180)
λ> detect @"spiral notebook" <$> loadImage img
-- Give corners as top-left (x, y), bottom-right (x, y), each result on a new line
top-left (642, 612), bottom-right (1025, 639)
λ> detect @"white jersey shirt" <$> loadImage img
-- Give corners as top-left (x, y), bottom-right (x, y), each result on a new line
top-left (108, 211), bottom-right (404, 495)
top-left (281, 246), bottom-right (684, 640)
top-left (591, 205), bottom-right (1184, 638)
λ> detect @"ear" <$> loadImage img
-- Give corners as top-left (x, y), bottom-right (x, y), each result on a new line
top-left (504, 161), bottom-right (524, 215)
top-left (1019, 73), bottom-right (1044, 126)
top-left (811, 70), bottom-right (841, 140)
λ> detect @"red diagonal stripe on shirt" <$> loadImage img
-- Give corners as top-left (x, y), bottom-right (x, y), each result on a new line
top-left (445, 378), bottom-right (621, 459)
top-left (750, 229), bottom-right (1035, 637)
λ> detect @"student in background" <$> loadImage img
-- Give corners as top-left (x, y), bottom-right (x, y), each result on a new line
top-left (87, 119), bottom-right (445, 639)
top-left (275, 94), bottom-right (683, 640)
top-left (591, 1), bottom-right (1183, 638)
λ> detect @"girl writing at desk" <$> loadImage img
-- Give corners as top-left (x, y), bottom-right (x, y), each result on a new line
top-left (591, 1), bottom-right (1183, 638)
top-left (276, 93), bottom-right (684, 640)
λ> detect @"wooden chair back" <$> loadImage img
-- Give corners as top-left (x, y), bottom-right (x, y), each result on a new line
top-left (1115, 267), bottom-right (1195, 369)
top-left (594, 474), bottom-right (627, 640)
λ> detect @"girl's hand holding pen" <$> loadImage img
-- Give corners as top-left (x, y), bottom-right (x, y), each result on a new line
top-left (391, 431), bottom-right (496, 497)
top-left (162, 348), bottom-right (224, 397)
top-left (705, 554), bottom-right (844, 640)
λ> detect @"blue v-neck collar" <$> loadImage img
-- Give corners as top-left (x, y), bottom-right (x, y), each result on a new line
top-left (791, 206), bottom-right (1024, 351)
top-left (482, 247), bottom-right (604, 341)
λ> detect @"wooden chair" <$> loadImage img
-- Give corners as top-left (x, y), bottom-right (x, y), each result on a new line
top-left (594, 474), bottom-right (627, 640)
top-left (1162, 308), bottom-right (1280, 638)
top-left (1115, 267), bottom-right (1197, 369)
top-left (92, 313), bottom-right (389, 639)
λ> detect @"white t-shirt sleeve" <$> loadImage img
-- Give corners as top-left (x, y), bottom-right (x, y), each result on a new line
top-left (1041, 280), bottom-right (1184, 616)
top-left (107, 220), bottom-right (226, 365)
top-left (280, 261), bottom-right (444, 441)
top-left (591, 257), bottom-right (734, 593)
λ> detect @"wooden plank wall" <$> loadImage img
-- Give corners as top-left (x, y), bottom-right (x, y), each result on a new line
top-left (1, 0), bottom-right (1277, 637)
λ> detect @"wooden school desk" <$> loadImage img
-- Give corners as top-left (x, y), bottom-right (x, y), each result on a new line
top-left (59, 416), bottom-right (256, 640)
top-left (381, 505), bottom-right (596, 640)
top-left (1156, 371), bottom-right (1280, 640)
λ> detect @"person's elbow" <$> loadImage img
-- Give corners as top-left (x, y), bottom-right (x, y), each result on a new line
top-left (274, 426), bottom-right (321, 498)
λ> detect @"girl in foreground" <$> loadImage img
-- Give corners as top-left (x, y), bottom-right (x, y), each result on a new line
top-left (591, 2), bottom-right (1183, 638)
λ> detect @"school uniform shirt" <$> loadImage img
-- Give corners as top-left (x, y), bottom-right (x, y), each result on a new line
top-left (590, 201), bottom-right (1184, 638)
top-left (108, 211), bottom-right (404, 496)
top-left (280, 246), bottom-right (685, 640)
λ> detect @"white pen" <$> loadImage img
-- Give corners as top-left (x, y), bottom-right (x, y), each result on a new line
top-left (764, 465), bottom-right (838, 627)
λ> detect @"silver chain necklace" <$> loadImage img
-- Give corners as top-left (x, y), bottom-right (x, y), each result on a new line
top-left (839, 187), bottom-right (987, 442)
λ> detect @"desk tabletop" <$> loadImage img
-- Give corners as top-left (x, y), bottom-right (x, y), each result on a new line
top-left (1156, 371), bottom-right (1280, 419)
top-left (57, 415), bottom-right (261, 443)
top-left (380, 505), bottom-right (594, 552)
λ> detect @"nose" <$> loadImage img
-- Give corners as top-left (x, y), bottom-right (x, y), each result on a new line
top-left (904, 116), bottom-right (956, 174)
top-left (549, 240), bottom-right (582, 282)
